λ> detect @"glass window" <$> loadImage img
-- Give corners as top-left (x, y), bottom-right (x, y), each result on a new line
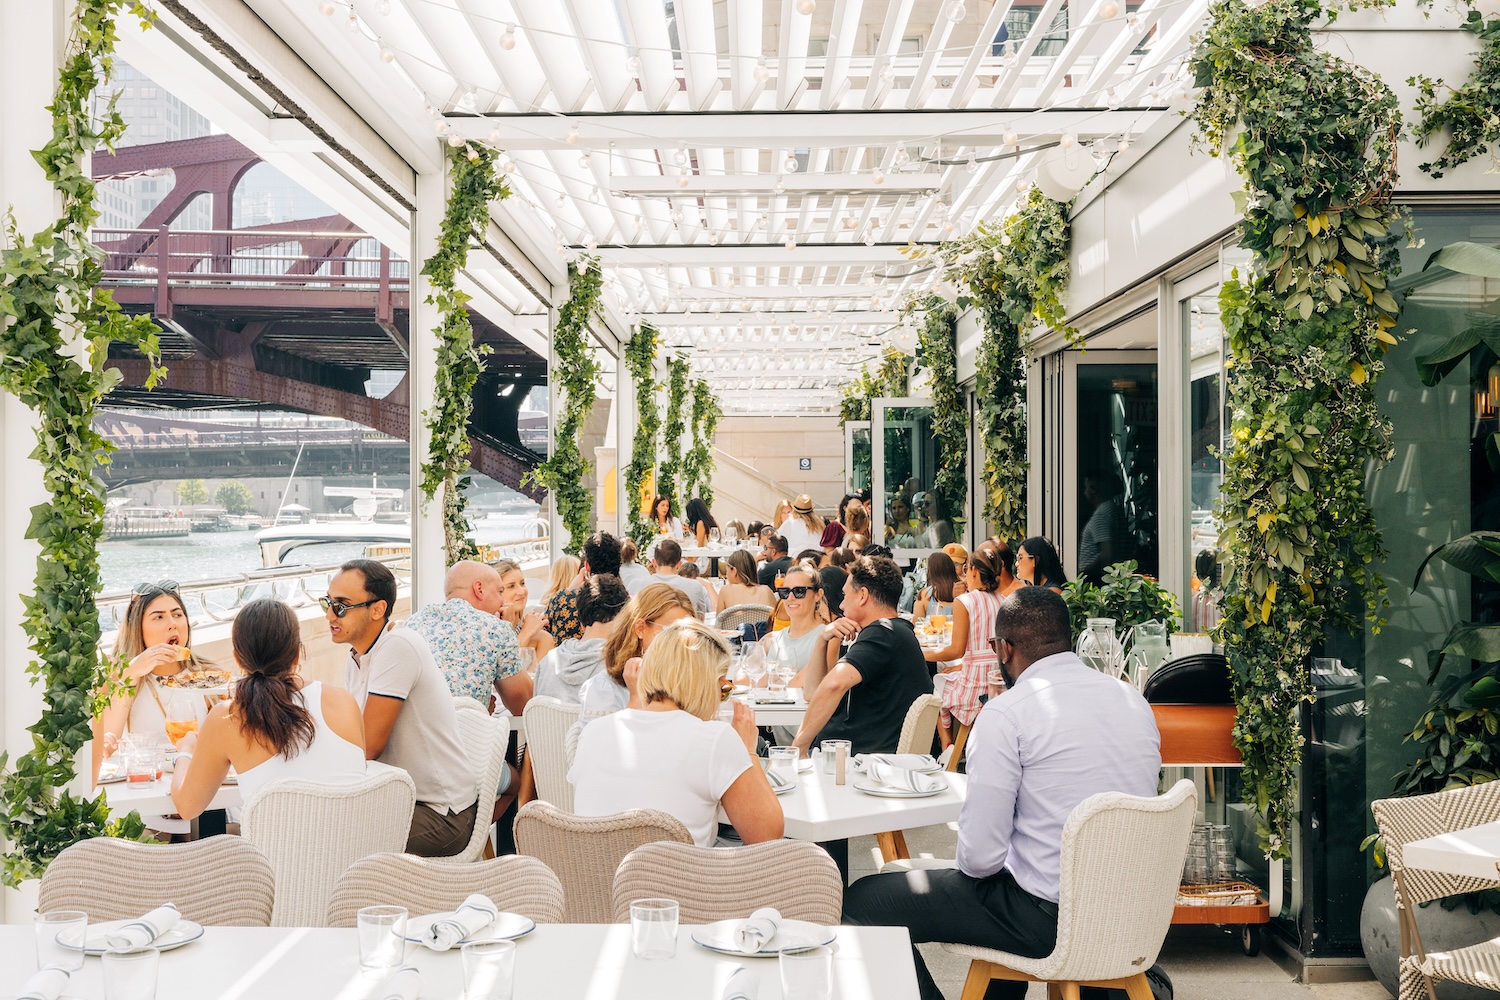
top-left (1075, 364), bottom-right (1158, 581)
top-left (872, 403), bottom-right (948, 551)
top-left (1186, 293), bottom-right (1225, 632)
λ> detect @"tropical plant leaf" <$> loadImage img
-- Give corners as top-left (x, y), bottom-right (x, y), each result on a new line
top-left (1424, 242), bottom-right (1500, 280)
top-left (1413, 531), bottom-right (1500, 590)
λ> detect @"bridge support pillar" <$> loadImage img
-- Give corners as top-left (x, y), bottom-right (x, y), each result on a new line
top-left (408, 169), bottom-right (446, 608)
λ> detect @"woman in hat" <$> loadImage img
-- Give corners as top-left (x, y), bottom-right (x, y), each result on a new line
top-left (776, 494), bottom-right (825, 557)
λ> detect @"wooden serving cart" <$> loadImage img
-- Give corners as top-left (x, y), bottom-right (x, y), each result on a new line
top-left (1153, 704), bottom-right (1280, 956)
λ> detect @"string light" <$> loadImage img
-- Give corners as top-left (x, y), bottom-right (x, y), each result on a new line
top-left (488, 129), bottom-right (501, 144)
top-left (627, 55), bottom-right (642, 77)
top-left (1060, 132), bottom-right (1077, 148)
top-left (754, 57), bottom-right (770, 82)
top-left (318, 1), bottom-right (335, 14)
top-left (1099, 0), bottom-right (1120, 18)
top-left (376, 0), bottom-right (391, 14)
top-left (565, 124), bottom-right (580, 144)
top-left (872, 169), bottom-right (885, 184)
top-left (346, 13), bottom-right (359, 30)
top-left (893, 145), bottom-right (909, 165)
top-left (795, 0), bottom-right (816, 14)
top-left (1003, 128), bottom-right (1019, 146)
top-left (945, 1), bottom-right (968, 23)
top-left (448, 133), bottom-right (465, 147)
top-left (500, 23), bottom-right (517, 50)
top-left (379, 45), bottom-right (394, 62)
top-left (579, 150), bottom-right (592, 167)
top-left (965, 157), bottom-right (978, 174)
top-left (783, 153), bottom-right (799, 173)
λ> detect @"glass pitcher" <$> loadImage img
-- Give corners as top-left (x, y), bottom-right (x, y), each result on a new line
top-left (1124, 619), bottom-right (1171, 690)
top-left (1075, 618), bottom-right (1125, 680)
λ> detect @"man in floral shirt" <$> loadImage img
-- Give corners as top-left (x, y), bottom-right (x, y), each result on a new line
top-left (544, 531), bottom-right (623, 642)
top-left (407, 560), bottom-right (531, 716)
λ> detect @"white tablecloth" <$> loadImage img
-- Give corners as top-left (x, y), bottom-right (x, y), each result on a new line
top-left (775, 758), bottom-right (967, 843)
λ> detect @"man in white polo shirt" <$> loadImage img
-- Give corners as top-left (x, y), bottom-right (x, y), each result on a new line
top-left (327, 558), bottom-right (478, 857)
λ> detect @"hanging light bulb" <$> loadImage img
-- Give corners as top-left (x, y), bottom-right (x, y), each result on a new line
top-left (379, 45), bottom-right (394, 62)
top-left (499, 23), bottom-right (517, 50)
top-left (880, 62), bottom-right (895, 82)
top-left (565, 124), bottom-right (579, 144)
top-left (1127, 12), bottom-right (1141, 27)
top-left (785, 237), bottom-right (797, 250)
top-left (993, 249), bottom-right (1004, 262)
top-left (1003, 128), bottom-right (1019, 147)
top-left (893, 145), bottom-right (909, 165)
top-left (1117, 135), bottom-right (1131, 153)
top-left (965, 156), bottom-right (978, 174)
top-left (863, 230), bottom-right (876, 246)
top-left (1059, 132), bottom-right (1077, 149)
top-left (346, 12), bottom-right (360, 29)
top-left (448, 133), bottom-right (465, 148)
top-left (671, 207), bottom-right (684, 223)
top-left (674, 146), bottom-right (689, 167)
top-left (586, 238), bottom-right (598, 253)
top-left (1098, 0), bottom-right (1119, 18)
top-left (319, 1), bottom-right (335, 14)
top-left (579, 150), bottom-right (592, 168)
top-left (487, 129), bottom-right (501, 144)
top-left (754, 57), bottom-right (770, 82)
top-left (676, 174), bottom-right (690, 188)
top-left (435, 119), bottom-right (448, 134)
top-left (627, 54), bottom-right (643, 77)
top-left (872, 169), bottom-right (886, 184)
top-left (1016, 176), bottom-right (1030, 194)
top-left (376, 0), bottom-right (392, 13)
top-left (773, 179), bottom-right (785, 194)
top-left (945, 1), bottom-right (967, 22)
top-left (796, 0), bottom-right (816, 14)
top-left (1001, 232), bottom-right (1012, 247)
top-left (708, 232), bottom-right (720, 245)
top-left (503, 159), bottom-right (517, 175)
top-left (783, 153), bottom-right (799, 173)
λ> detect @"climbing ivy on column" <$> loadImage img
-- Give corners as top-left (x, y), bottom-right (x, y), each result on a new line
top-left (526, 257), bottom-right (604, 555)
top-left (682, 378), bottom-right (723, 508)
top-left (915, 296), bottom-right (965, 533)
top-left (0, 0), bottom-right (163, 884)
top-left (1192, 0), bottom-right (1402, 859)
top-left (656, 356), bottom-right (690, 509)
top-left (417, 142), bottom-right (510, 563)
top-left (624, 322), bottom-right (660, 550)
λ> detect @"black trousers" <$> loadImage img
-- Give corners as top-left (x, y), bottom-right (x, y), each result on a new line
top-left (843, 867), bottom-right (1057, 1000)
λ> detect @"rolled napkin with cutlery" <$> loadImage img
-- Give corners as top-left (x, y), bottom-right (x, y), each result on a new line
top-left (374, 966), bottom-right (421, 1000)
top-left (722, 964), bottom-right (761, 1000)
top-left (866, 760), bottom-right (947, 793)
top-left (423, 894), bottom-right (499, 951)
top-left (16, 966), bottom-right (69, 1000)
top-left (853, 753), bottom-right (938, 772)
top-left (105, 902), bottom-right (180, 950)
top-left (733, 907), bottom-right (782, 954)
top-left (765, 767), bottom-right (792, 791)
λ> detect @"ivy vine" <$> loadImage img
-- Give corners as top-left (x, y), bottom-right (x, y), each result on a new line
top-left (915, 296), bottom-right (965, 531)
top-left (656, 356), bottom-right (690, 508)
top-left (1191, 0), bottom-right (1402, 859)
top-left (1410, 4), bottom-right (1500, 178)
top-left (417, 143), bottom-right (510, 563)
top-left (525, 257), bottom-right (603, 555)
top-left (624, 322), bottom-right (660, 550)
top-left (682, 377), bottom-right (723, 508)
top-left (0, 0), bottom-right (162, 885)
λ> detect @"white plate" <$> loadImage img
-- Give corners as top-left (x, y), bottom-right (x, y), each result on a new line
top-left (853, 778), bottom-right (950, 799)
top-left (856, 755), bottom-right (942, 774)
top-left (692, 918), bottom-right (837, 957)
top-left (66, 918), bottom-right (205, 955)
top-left (402, 911), bottom-right (536, 945)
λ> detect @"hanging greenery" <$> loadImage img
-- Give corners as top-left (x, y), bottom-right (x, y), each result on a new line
top-left (656, 356), bottom-right (690, 508)
top-left (0, 0), bottom-right (163, 885)
top-left (1409, 4), bottom-right (1500, 179)
top-left (682, 377), bottom-right (723, 509)
top-left (915, 296), bottom-right (965, 532)
top-left (525, 257), bottom-right (604, 555)
top-left (624, 323), bottom-right (660, 550)
top-left (417, 143), bottom-right (510, 563)
top-left (1191, 0), bottom-right (1402, 859)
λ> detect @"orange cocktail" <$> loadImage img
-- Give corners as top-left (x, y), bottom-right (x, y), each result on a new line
top-left (165, 719), bottom-right (198, 745)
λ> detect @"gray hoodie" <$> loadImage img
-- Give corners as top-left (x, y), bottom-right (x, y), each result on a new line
top-left (533, 637), bottom-right (607, 704)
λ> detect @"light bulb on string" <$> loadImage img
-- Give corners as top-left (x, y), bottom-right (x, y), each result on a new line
top-left (863, 230), bottom-right (876, 247)
top-left (785, 237), bottom-right (797, 250)
top-left (376, 0), bottom-right (391, 13)
top-left (754, 57), bottom-right (770, 82)
top-left (627, 55), bottom-right (642, 77)
top-left (1016, 177), bottom-right (1030, 194)
top-left (503, 159), bottom-right (517, 175)
top-left (1098, 0), bottom-right (1119, 18)
top-left (1001, 232), bottom-right (1012, 247)
top-left (674, 145), bottom-right (688, 166)
top-left (677, 173), bottom-right (691, 188)
top-left (1059, 132), bottom-right (1076, 149)
top-left (448, 134), bottom-right (464, 148)
top-left (945, 1), bottom-right (967, 21)
top-left (1127, 13), bottom-right (1140, 27)
top-left (772, 179), bottom-right (785, 195)
top-left (579, 150), bottom-right (592, 168)
top-left (379, 45), bottom-right (394, 62)
top-left (872, 169), bottom-right (885, 184)
top-left (1003, 128), bottom-right (1019, 147)
top-left (796, 0), bottom-right (815, 14)
top-left (487, 129), bottom-right (501, 144)
top-left (565, 124), bottom-right (579, 144)
top-left (1117, 136), bottom-right (1131, 153)
top-left (319, 1), bottom-right (335, 14)
top-left (965, 157), bottom-right (978, 174)
top-left (346, 12), bottom-right (359, 30)
top-left (893, 145), bottom-right (909, 165)
top-left (499, 23), bottom-right (517, 50)
top-left (783, 153), bottom-right (799, 173)
top-left (880, 62), bottom-right (895, 82)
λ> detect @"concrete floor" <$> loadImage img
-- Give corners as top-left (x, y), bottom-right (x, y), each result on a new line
top-left (844, 825), bottom-right (1394, 1000)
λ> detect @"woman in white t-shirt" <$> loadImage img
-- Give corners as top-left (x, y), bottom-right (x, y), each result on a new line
top-left (569, 620), bottom-right (783, 848)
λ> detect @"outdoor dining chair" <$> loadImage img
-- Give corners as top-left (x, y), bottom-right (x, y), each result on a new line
top-left (514, 801), bottom-right (692, 923)
top-left (717, 602), bottom-right (774, 631)
top-left (241, 767), bottom-right (415, 927)
top-left (610, 840), bottom-right (842, 925)
top-left (432, 699), bottom-right (509, 864)
top-left (897, 693), bottom-right (942, 756)
top-left (522, 696), bottom-right (579, 811)
top-left (325, 852), bottom-right (564, 926)
top-left (39, 835), bottom-right (275, 926)
top-left (938, 779), bottom-right (1197, 1000)
top-left (1372, 781), bottom-right (1500, 1000)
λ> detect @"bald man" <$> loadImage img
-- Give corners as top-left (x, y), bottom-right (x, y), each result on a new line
top-left (405, 560), bottom-right (533, 716)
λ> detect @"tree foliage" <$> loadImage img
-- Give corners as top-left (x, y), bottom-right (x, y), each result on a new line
top-left (214, 481), bottom-right (253, 516)
top-left (624, 323), bottom-right (660, 550)
top-left (656, 356), bottom-right (690, 509)
top-left (177, 479), bottom-right (208, 505)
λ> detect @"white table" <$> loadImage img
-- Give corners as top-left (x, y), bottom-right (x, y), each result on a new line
top-left (1403, 821), bottom-right (1500, 880)
top-left (776, 759), bottom-right (967, 860)
top-left (734, 689), bottom-right (809, 727)
top-left (0, 923), bottom-right (919, 999)
top-left (103, 777), bottom-right (242, 820)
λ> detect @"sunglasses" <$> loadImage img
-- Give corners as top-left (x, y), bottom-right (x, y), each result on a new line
top-left (987, 636), bottom-right (1011, 654)
top-left (131, 579), bottom-right (180, 598)
top-left (319, 595), bottom-right (378, 618)
top-left (775, 586), bottom-right (814, 599)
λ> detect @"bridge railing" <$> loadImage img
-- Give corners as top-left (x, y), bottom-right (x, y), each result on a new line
top-left (95, 424), bottom-right (406, 451)
top-left (91, 227), bottom-right (410, 290)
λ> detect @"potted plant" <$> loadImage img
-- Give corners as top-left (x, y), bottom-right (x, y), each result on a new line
top-left (1063, 560), bottom-right (1182, 642)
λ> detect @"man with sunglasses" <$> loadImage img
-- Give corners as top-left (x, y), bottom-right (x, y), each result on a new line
top-left (328, 559), bottom-right (478, 857)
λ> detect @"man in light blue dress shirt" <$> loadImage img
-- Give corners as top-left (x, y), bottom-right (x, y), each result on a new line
top-left (843, 587), bottom-right (1163, 1000)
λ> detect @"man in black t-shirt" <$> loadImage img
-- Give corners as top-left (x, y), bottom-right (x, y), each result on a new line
top-left (791, 555), bottom-right (931, 756)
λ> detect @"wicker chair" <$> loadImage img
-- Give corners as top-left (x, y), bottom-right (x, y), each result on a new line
top-left (242, 768), bottom-right (416, 927)
top-left (897, 693), bottom-right (942, 755)
top-left (39, 835), bottom-right (274, 926)
top-left (431, 702), bottom-right (509, 864)
top-left (1372, 781), bottom-right (1500, 1000)
top-left (610, 841), bottom-right (842, 924)
top-left (717, 603), bottom-right (774, 631)
top-left (522, 696), bottom-right (580, 811)
top-left (326, 852), bottom-right (564, 926)
top-left (938, 779), bottom-right (1197, 1000)
top-left (514, 801), bottom-right (692, 922)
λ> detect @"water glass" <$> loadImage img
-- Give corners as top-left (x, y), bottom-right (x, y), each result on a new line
top-left (769, 746), bottom-right (800, 788)
top-left (103, 945), bottom-right (159, 1000)
top-left (820, 740), bottom-right (851, 774)
top-left (462, 939), bottom-right (516, 1000)
top-left (987, 668), bottom-right (1007, 701)
top-left (780, 945), bottom-right (834, 1000)
top-left (35, 910), bottom-right (87, 972)
top-left (356, 905), bottom-right (408, 971)
top-left (123, 749), bottom-right (157, 784)
top-left (629, 898), bottom-right (678, 960)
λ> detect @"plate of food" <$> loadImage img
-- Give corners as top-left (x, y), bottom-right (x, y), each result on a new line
top-left (159, 667), bottom-right (234, 693)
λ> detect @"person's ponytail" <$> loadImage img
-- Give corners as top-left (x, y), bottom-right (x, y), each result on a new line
top-left (231, 599), bottom-right (316, 758)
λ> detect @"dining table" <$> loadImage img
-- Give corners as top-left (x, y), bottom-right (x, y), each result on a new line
top-left (733, 688), bottom-right (809, 728)
top-left (0, 922), bottom-right (919, 999)
top-left (102, 770), bottom-right (239, 840)
top-left (1402, 820), bottom-right (1500, 880)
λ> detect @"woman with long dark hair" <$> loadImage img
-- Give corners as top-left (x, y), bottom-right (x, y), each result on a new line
top-left (1016, 536), bottom-right (1066, 594)
top-left (684, 497), bottom-right (718, 547)
top-left (914, 551), bottom-right (961, 618)
top-left (170, 599), bottom-right (366, 819)
top-left (652, 494), bottom-right (683, 537)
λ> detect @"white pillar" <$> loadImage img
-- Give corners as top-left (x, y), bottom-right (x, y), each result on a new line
top-left (0, 0), bottom-right (67, 920)
top-left (616, 346), bottom-right (633, 540)
top-left (409, 169), bottom-right (446, 609)
top-left (547, 306), bottom-right (564, 558)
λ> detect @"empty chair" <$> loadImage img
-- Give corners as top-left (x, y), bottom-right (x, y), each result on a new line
top-left (241, 767), bottom-right (416, 927)
top-left (1371, 781), bottom-right (1500, 1000)
top-left (611, 841), bottom-right (842, 925)
top-left (939, 779), bottom-right (1197, 1000)
top-left (326, 852), bottom-right (564, 927)
top-left (39, 836), bottom-right (274, 926)
top-left (431, 702), bottom-right (509, 863)
top-left (522, 696), bottom-right (579, 811)
top-left (897, 693), bottom-right (942, 756)
top-left (514, 800), bottom-right (692, 923)
top-left (717, 603), bottom-right (773, 632)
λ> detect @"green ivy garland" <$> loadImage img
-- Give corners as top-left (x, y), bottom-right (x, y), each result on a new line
top-left (0, 0), bottom-right (163, 884)
top-left (417, 143), bottom-right (510, 563)
top-left (1410, 4), bottom-right (1500, 179)
top-left (526, 257), bottom-right (603, 555)
top-left (915, 296), bottom-right (965, 532)
top-left (1191, 0), bottom-right (1401, 859)
top-left (682, 377), bottom-right (723, 508)
top-left (656, 356), bottom-right (690, 508)
top-left (624, 323), bottom-right (660, 550)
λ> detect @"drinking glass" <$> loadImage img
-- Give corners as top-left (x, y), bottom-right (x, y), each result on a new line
top-left (356, 905), bottom-right (408, 971)
top-left (987, 668), bottom-right (1007, 701)
top-left (35, 910), bottom-right (86, 972)
top-left (767, 650), bottom-right (790, 695)
top-left (163, 706), bottom-right (198, 747)
top-left (820, 740), bottom-right (852, 774)
top-left (103, 946), bottom-right (159, 1000)
top-left (123, 749), bottom-right (157, 784)
top-left (709, 527), bottom-right (721, 547)
top-left (724, 525), bottom-right (738, 546)
top-left (742, 646), bottom-right (768, 699)
top-left (769, 746), bottom-right (800, 788)
top-left (629, 899), bottom-right (678, 960)
top-left (779, 945), bottom-right (834, 1000)
top-left (462, 939), bottom-right (516, 1000)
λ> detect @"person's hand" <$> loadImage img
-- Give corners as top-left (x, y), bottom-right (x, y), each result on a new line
top-left (126, 643), bottom-right (185, 681)
top-left (569, 565), bottom-right (588, 590)
top-left (518, 612), bottom-right (548, 645)
top-left (822, 617), bottom-right (860, 644)
top-left (730, 700), bottom-right (758, 754)
top-left (102, 732), bottom-right (119, 758)
top-left (174, 731), bottom-right (198, 756)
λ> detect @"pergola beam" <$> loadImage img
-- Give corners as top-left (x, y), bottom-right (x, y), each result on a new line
top-left (590, 242), bottom-right (930, 266)
top-left (608, 173), bottom-right (934, 196)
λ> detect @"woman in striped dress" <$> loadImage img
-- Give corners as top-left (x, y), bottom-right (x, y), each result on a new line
top-left (923, 544), bottom-right (1005, 746)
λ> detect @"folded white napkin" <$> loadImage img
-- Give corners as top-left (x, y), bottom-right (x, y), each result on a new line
top-left (854, 753), bottom-right (938, 772)
top-left (765, 767), bottom-right (793, 790)
top-left (866, 760), bottom-right (947, 793)
top-left (373, 966), bottom-right (421, 1000)
top-left (722, 965), bottom-right (761, 1000)
top-left (423, 894), bottom-right (498, 951)
top-left (16, 966), bottom-right (69, 1000)
top-left (105, 902), bottom-right (180, 950)
top-left (733, 907), bottom-right (781, 954)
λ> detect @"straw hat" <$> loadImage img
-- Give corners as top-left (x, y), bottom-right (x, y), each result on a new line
top-left (792, 494), bottom-right (815, 515)
top-left (943, 542), bottom-right (969, 563)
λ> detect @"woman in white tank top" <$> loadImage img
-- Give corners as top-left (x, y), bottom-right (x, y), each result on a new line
top-left (171, 598), bottom-right (366, 819)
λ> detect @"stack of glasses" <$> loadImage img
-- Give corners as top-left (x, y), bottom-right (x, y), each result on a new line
top-left (1182, 824), bottom-right (1237, 884)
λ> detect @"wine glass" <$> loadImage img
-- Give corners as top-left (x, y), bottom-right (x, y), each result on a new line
top-left (163, 704), bottom-right (198, 748)
top-left (770, 646), bottom-right (797, 695)
top-left (723, 525), bottom-right (738, 546)
top-left (709, 527), bottom-right (721, 547)
top-left (742, 645), bottom-right (768, 701)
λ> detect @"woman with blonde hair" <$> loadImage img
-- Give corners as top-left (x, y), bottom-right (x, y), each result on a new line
top-left (576, 583), bottom-right (694, 730)
top-left (770, 498), bottom-right (792, 531)
top-left (570, 619), bottom-right (783, 847)
top-left (493, 558), bottom-right (553, 668)
top-left (542, 554), bottom-right (580, 607)
top-left (715, 549), bottom-right (776, 612)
